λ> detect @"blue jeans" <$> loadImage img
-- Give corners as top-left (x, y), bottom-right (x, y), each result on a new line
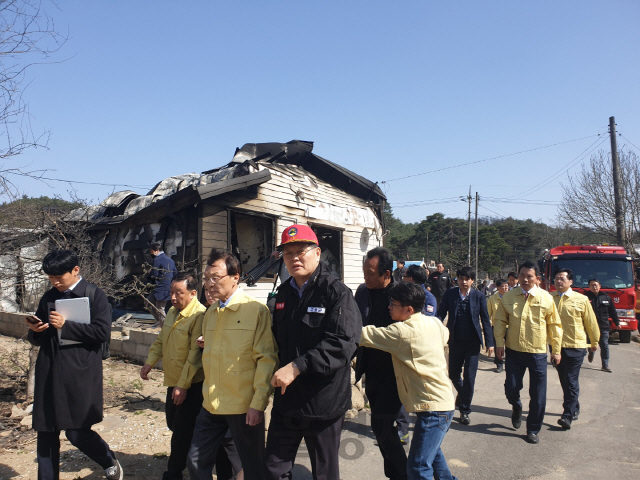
top-left (599, 330), bottom-right (610, 367)
top-left (407, 411), bottom-right (457, 480)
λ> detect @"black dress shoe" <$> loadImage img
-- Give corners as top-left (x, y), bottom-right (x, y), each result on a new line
top-left (511, 408), bottom-right (522, 429)
top-left (460, 413), bottom-right (470, 425)
top-left (573, 409), bottom-right (580, 421)
top-left (495, 364), bottom-right (504, 373)
top-left (557, 417), bottom-right (572, 430)
top-left (526, 432), bottom-right (539, 444)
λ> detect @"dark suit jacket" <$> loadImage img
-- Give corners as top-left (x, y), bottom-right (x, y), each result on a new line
top-left (437, 287), bottom-right (494, 348)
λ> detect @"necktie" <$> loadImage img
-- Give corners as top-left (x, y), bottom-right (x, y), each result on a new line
top-left (523, 292), bottom-right (529, 300)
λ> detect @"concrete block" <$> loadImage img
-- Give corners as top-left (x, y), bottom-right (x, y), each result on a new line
top-left (110, 338), bottom-right (123, 355)
top-left (136, 343), bottom-right (150, 358)
top-left (130, 330), bottom-right (158, 345)
top-left (122, 340), bottom-right (137, 357)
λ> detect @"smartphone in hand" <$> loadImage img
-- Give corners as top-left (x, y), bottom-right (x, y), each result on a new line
top-left (26, 315), bottom-right (41, 325)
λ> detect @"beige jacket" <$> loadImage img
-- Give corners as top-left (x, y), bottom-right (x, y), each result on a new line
top-left (360, 313), bottom-right (455, 413)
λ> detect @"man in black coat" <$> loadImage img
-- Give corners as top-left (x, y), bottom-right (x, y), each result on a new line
top-left (438, 266), bottom-right (494, 425)
top-left (428, 263), bottom-right (452, 307)
top-left (26, 249), bottom-right (122, 480)
top-left (355, 247), bottom-right (407, 480)
top-left (266, 225), bottom-right (362, 480)
top-left (585, 278), bottom-right (620, 372)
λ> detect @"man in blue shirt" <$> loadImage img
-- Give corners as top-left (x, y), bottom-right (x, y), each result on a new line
top-left (147, 242), bottom-right (177, 327)
top-left (402, 265), bottom-right (437, 317)
top-left (438, 266), bottom-right (494, 425)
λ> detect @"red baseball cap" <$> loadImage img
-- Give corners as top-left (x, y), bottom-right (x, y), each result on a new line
top-left (277, 224), bottom-right (319, 250)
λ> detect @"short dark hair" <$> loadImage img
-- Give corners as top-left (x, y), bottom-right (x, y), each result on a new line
top-left (588, 278), bottom-right (600, 285)
top-left (389, 282), bottom-right (425, 314)
top-left (149, 242), bottom-right (162, 251)
top-left (42, 249), bottom-right (78, 276)
top-left (507, 271), bottom-right (517, 279)
top-left (405, 264), bottom-right (427, 285)
top-left (366, 247), bottom-right (393, 276)
top-left (397, 259), bottom-right (405, 266)
top-left (456, 266), bottom-right (475, 281)
top-left (555, 268), bottom-right (573, 281)
top-left (518, 261), bottom-right (540, 276)
top-left (206, 248), bottom-right (240, 276)
top-left (495, 278), bottom-right (505, 287)
top-left (172, 272), bottom-right (197, 291)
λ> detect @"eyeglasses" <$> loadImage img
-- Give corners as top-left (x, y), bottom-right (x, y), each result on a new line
top-left (203, 274), bottom-right (230, 285)
top-left (283, 246), bottom-right (318, 260)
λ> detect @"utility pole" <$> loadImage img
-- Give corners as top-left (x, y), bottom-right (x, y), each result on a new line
top-left (609, 116), bottom-right (626, 247)
top-left (475, 192), bottom-right (479, 283)
top-left (467, 186), bottom-right (472, 265)
top-left (425, 232), bottom-right (429, 264)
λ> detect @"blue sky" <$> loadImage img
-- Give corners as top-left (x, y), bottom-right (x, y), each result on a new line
top-left (6, 0), bottom-right (640, 225)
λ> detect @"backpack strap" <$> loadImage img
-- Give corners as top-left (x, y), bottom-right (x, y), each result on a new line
top-left (85, 282), bottom-right (111, 360)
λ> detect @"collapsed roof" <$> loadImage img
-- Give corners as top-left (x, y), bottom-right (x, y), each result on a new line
top-left (66, 140), bottom-right (386, 226)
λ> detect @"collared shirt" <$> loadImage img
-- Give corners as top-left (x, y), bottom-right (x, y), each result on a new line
top-left (145, 296), bottom-right (206, 389)
top-left (64, 276), bottom-right (83, 294)
top-left (218, 287), bottom-right (239, 309)
top-left (552, 288), bottom-right (600, 349)
top-left (459, 289), bottom-right (470, 301)
top-left (487, 292), bottom-right (502, 325)
top-left (493, 286), bottom-right (563, 354)
top-left (290, 277), bottom-right (309, 298)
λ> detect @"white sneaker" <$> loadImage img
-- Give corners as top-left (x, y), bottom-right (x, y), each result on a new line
top-left (105, 460), bottom-right (123, 480)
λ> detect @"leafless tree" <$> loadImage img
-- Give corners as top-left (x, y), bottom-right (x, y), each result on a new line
top-left (559, 149), bottom-right (640, 252)
top-left (0, 0), bottom-right (67, 197)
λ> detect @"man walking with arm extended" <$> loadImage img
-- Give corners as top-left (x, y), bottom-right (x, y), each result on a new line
top-left (493, 261), bottom-right (563, 444)
top-left (265, 225), bottom-right (362, 480)
top-left (140, 273), bottom-right (206, 480)
top-left (437, 266), bottom-right (494, 425)
top-left (551, 269), bottom-right (599, 430)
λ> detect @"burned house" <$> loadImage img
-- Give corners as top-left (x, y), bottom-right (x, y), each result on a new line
top-left (70, 140), bottom-right (386, 304)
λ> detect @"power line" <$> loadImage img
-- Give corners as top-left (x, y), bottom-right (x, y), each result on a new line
top-left (5, 170), bottom-right (153, 190)
top-left (507, 133), bottom-right (609, 200)
top-left (619, 133), bottom-right (640, 153)
top-left (380, 133), bottom-right (601, 184)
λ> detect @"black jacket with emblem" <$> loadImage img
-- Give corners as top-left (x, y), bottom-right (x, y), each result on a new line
top-left (27, 279), bottom-right (111, 432)
top-left (272, 261), bottom-right (362, 420)
top-left (585, 290), bottom-right (620, 331)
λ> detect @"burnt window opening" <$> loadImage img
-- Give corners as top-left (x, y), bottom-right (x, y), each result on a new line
top-left (229, 211), bottom-right (275, 280)
top-left (311, 225), bottom-right (343, 279)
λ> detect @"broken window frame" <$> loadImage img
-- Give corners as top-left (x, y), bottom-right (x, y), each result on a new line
top-left (309, 223), bottom-right (344, 280)
top-left (228, 209), bottom-right (276, 282)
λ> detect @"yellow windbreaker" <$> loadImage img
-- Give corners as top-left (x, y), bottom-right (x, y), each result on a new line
top-left (201, 288), bottom-right (279, 415)
top-left (493, 286), bottom-right (563, 354)
top-left (145, 296), bottom-right (206, 389)
top-left (552, 289), bottom-right (600, 349)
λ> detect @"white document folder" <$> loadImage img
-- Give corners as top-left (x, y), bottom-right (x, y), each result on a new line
top-left (54, 297), bottom-right (91, 346)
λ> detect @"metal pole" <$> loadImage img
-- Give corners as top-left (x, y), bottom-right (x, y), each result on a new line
top-left (475, 192), bottom-right (479, 283)
top-left (609, 116), bottom-right (626, 247)
top-left (467, 186), bottom-right (472, 265)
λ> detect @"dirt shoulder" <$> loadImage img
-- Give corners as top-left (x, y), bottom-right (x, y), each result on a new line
top-left (0, 334), bottom-right (177, 479)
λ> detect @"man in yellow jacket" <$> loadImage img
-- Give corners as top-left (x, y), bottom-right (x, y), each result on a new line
top-left (494, 261), bottom-right (563, 445)
top-left (140, 273), bottom-right (206, 480)
top-left (360, 282), bottom-right (457, 480)
top-left (487, 279), bottom-right (509, 373)
top-left (187, 249), bottom-right (279, 480)
top-left (551, 269), bottom-right (599, 430)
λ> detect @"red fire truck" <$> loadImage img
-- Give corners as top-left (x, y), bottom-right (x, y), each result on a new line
top-left (539, 245), bottom-right (637, 343)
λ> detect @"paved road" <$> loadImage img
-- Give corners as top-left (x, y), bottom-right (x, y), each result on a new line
top-left (290, 339), bottom-right (640, 479)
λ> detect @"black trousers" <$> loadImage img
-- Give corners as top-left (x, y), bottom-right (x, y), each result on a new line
top-left (187, 408), bottom-right (264, 480)
top-left (264, 410), bottom-right (344, 480)
top-left (37, 428), bottom-right (116, 480)
top-left (556, 348), bottom-right (586, 420)
top-left (164, 381), bottom-right (204, 479)
top-left (396, 406), bottom-right (410, 436)
top-left (448, 342), bottom-right (481, 414)
top-left (365, 378), bottom-right (407, 480)
top-left (504, 348), bottom-right (547, 434)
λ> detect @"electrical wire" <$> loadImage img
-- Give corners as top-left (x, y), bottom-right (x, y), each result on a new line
top-left (5, 170), bottom-right (153, 189)
top-left (507, 133), bottom-right (609, 200)
top-left (619, 133), bottom-right (640, 153)
top-left (379, 133), bottom-right (601, 184)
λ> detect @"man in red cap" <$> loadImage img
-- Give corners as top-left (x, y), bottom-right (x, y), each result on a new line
top-left (265, 224), bottom-right (362, 480)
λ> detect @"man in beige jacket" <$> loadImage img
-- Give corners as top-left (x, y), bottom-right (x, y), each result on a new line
top-left (360, 282), bottom-right (457, 480)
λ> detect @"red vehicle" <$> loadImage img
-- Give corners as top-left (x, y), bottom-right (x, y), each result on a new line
top-left (539, 245), bottom-right (637, 343)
